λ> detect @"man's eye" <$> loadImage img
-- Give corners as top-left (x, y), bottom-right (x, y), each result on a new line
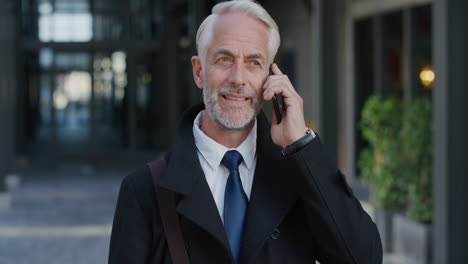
top-left (249, 60), bottom-right (261, 67)
top-left (218, 57), bottom-right (231, 63)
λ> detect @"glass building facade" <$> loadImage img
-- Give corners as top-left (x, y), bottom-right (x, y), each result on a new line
top-left (17, 0), bottom-right (176, 154)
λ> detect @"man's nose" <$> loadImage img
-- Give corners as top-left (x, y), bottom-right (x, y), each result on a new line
top-left (228, 63), bottom-right (246, 87)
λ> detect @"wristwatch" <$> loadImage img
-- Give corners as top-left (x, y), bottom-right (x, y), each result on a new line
top-left (281, 128), bottom-right (314, 157)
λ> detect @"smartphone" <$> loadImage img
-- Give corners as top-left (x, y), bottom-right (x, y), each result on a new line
top-left (272, 94), bottom-right (284, 124)
top-left (269, 65), bottom-right (285, 124)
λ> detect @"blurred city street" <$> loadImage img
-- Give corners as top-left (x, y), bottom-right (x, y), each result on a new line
top-left (0, 159), bottom-right (143, 264)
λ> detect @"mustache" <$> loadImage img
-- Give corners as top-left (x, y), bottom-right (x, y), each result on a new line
top-left (216, 87), bottom-right (258, 98)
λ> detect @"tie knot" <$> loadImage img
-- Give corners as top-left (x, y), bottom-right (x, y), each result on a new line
top-left (221, 150), bottom-right (243, 172)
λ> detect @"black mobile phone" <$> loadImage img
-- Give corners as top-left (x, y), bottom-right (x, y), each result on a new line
top-left (269, 65), bottom-right (285, 124)
top-left (272, 94), bottom-right (284, 124)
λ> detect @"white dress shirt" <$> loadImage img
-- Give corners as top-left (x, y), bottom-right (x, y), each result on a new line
top-left (192, 111), bottom-right (257, 222)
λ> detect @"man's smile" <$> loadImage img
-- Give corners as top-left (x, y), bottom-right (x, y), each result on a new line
top-left (221, 93), bottom-right (250, 101)
top-left (220, 93), bottom-right (252, 107)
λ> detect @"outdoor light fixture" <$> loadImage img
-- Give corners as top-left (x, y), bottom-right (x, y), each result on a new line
top-left (419, 65), bottom-right (435, 89)
top-left (179, 36), bottom-right (191, 49)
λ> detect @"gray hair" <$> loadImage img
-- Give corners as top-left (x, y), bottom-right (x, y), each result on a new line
top-left (196, 0), bottom-right (280, 66)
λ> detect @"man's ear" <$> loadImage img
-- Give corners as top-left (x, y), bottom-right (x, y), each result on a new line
top-left (191, 56), bottom-right (203, 89)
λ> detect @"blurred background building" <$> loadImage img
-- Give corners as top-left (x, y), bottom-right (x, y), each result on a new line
top-left (0, 0), bottom-right (465, 263)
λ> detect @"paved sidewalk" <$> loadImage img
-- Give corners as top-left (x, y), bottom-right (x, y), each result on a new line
top-left (0, 160), bottom-right (408, 264)
top-left (0, 162), bottom-right (131, 264)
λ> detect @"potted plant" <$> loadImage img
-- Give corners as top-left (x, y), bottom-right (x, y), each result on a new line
top-left (358, 95), bottom-right (408, 253)
top-left (393, 95), bottom-right (433, 264)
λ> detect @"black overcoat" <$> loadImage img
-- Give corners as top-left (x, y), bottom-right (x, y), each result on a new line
top-left (109, 104), bottom-right (382, 264)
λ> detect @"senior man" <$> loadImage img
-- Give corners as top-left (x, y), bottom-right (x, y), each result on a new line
top-left (109, 0), bottom-right (382, 263)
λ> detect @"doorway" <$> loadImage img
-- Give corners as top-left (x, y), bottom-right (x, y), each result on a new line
top-left (26, 49), bottom-right (128, 154)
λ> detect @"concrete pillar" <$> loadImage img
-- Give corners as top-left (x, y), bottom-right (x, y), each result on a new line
top-left (155, 2), bottom-right (179, 149)
top-left (344, 3), bottom-right (356, 180)
top-left (165, 14), bottom-right (179, 141)
top-left (402, 8), bottom-right (417, 101)
top-left (372, 15), bottom-right (385, 96)
top-left (90, 53), bottom-right (97, 150)
top-left (0, 0), bottom-right (17, 196)
top-left (316, 0), bottom-right (338, 163)
top-left (187, 0), bottom-right (202, 106)
top-left (127, 51), bottom-right (138, 151)
top-left (432, 0), bottom-right (467, 263)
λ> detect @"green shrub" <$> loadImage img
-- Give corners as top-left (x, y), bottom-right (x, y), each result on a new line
top-left (400, 96), bottom-right (432, 223)
top-left (358, 95), bottom-right (407, 209)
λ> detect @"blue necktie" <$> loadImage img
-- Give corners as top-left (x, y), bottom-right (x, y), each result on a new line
top-left (222, 150), bottom-right (247, 263)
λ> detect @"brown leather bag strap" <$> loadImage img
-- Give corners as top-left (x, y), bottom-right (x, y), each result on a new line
top-left (148, 158), bottom-right (189, 264)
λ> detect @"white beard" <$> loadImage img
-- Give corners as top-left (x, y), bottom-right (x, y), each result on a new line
top-left (203, 83), bottom-right (261, 130)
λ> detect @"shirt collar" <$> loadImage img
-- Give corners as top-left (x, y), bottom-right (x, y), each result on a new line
top-left (192, 110), bottom-right (257, 170)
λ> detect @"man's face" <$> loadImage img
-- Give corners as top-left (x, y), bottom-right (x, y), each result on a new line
top-left (194, 12), bottom-right (270, 130)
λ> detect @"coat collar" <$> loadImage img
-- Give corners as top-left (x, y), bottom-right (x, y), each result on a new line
top-left (159, 104), bottom-right (298, 264)
top-left (159, 103), bottom-right (231, 252)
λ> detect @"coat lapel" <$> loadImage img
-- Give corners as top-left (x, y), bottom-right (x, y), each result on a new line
top-left (158, 104), bottom-right (231, 253)
top-left (174, 167), bottom-right (231, 252)
top-left (158, 104), bottom-right (298, 264)
top-left (239, 112), bottom-right (298, 264)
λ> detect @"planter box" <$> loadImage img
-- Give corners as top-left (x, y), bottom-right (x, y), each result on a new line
top-left (374, 207), bottom-right (399, 253)
top-left (393, 214), bottom-right (432, 264)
